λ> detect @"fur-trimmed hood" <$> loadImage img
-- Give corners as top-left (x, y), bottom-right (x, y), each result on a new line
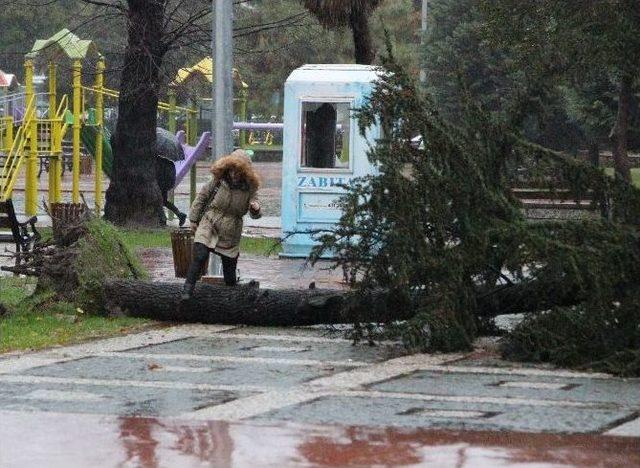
top-left (210, 149), bottom-right (260, 190)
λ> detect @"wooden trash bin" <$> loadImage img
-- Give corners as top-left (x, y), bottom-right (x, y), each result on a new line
top-left (171, 228), bottom-right (208, 278)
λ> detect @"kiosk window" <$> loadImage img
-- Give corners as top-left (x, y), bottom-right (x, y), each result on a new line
top-left (301, 102), bottom-right (350, 169)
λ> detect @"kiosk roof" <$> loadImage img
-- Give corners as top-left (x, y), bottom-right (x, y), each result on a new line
top-left (286, 64), bottom-right (381, 85)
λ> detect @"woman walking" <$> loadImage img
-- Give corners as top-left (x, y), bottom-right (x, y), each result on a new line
top-left (181, 149), bottom-right (261, 299)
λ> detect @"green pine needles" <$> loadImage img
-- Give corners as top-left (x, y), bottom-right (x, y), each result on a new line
top-left (310, 48), bottom-right (640, 375)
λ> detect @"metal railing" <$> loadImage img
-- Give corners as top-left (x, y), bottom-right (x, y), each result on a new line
top-left (82, 86), bottom-right (197, 117)
top-left (0, 92), bottom-right (49, 121)
top-left (56, 95), bottom-right (70, 141)
top-left (0, 95), bottom-right (36, 201)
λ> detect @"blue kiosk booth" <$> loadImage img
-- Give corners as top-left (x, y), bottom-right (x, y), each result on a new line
top-left (280, 64), bottom-right (381, 257)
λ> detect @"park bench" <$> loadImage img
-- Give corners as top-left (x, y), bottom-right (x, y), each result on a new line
top-left (512, 186), bottom-right (597, 221)
top-left (0, 199), bottom-right (40, 268)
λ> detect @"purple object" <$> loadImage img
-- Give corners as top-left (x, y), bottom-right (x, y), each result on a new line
top-left (172, 130), bottom-right (211, 187)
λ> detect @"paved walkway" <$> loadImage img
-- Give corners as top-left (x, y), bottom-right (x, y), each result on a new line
top-left (0, 326), bottom-right (638, 466)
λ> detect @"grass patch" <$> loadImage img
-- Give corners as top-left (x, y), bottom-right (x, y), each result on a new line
top-left (120, 229), bottom-right (173, 250)
top-left (0, 308), bottom-right (152, 353)
top-left (0, 277), bottom-right (153, 353)
top-left (240, 236), bottom-right (282, 256)
top-left (604, 167), bottom-right (640, 187)
top-left (0, 276), bottom-right (32, 308)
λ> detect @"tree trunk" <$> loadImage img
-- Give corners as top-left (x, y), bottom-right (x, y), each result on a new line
top-left (104, 0), bottom-right (166, 227)
top-left (101, 278), bottom-right (582, 326)
top-left (349, 6), bottom-right (375, 64)
top-left (474, 280), bottom-right (580, 317)
top-left (103, 280), bottom-right (415, 325)
top-left (609, 74), bottom-right (632, 183)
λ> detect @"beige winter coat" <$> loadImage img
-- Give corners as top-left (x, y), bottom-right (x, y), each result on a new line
top-left (189, 151), bottom-right (261, 258)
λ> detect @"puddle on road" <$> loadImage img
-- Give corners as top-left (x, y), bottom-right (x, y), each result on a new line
top-left (1, 412), bottom-right (638, 467)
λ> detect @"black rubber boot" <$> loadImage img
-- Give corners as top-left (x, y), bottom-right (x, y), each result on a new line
top-left (181, 282), bottom-right (195, 301)
top-left (177, 212), bottom-right (187, 227)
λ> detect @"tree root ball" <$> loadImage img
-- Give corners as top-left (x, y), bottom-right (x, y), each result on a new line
top-left (34, 218), bottom-right (146, 313)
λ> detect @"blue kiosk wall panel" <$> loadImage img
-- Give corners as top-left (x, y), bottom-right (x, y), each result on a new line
top-left (281, 65), bottom-right (381, 258)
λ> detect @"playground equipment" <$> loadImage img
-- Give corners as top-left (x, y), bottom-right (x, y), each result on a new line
top-left (80, 72), bottom-right (208, 213)
top-left (280, 65), bottom-right (382, 257)
top-left (172, 58), bottom-right (247, 128)
top-left (0, 29), bottom-right (101, 214)
top-left (0, 31), bottom-right (286, 220)
top-left (0, 29), bottom-right (211, 217)
top-left (172, 57), bottom-right (251, 148)
top-left (0, 69), bottom-right (20, 152)
top-left (172, 57), bottom-right (284, 156)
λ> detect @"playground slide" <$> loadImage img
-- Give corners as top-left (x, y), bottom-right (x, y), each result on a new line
top-left (173, 131), bottom-right (211, 185)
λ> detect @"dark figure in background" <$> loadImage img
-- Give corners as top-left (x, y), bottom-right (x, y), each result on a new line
top-left (305, 103), bottom-right (336, 168)
top-left (156, 157), bottom-right (187, 226)
top-left (108, 130), bottom-right (188, 226)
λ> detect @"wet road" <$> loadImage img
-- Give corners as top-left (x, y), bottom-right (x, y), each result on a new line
top-left (2, 412), bottom-right (638, 467)
top-left (0, 325), bottom-right (638, 467)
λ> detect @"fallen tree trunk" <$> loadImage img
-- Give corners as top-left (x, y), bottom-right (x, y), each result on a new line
top-left (104, 280), bottom-right (414, 325)
top-left (103, 279), bottom-right (583, 326)
top-left (475, 280), bottom-right (580, 317)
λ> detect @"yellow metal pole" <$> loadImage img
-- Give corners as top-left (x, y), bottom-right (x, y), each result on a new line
top-left (167, 89), bottom-right (177, 220)
top-left (168, 89), bottom-right (177, 133)
top-left (239, 88), bottom-right (248, 148)
top-left (48, 62), bottom-right (56, 116)
top-left (24, 59), bottom-right (38, 215)
top-left (72, 60), bottom-right (82, 203)
top-left (94, 58), bottom-right (105, 212)
top-left (48, 61), bottom-right (60, 204)
top-left (5, 118), bottom-right (13, 151)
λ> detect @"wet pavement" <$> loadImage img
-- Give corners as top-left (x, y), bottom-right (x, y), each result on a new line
top-left (1, 412), bottom-right (639, 467)
top-left (0, 325), bottom-right (638, 467)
